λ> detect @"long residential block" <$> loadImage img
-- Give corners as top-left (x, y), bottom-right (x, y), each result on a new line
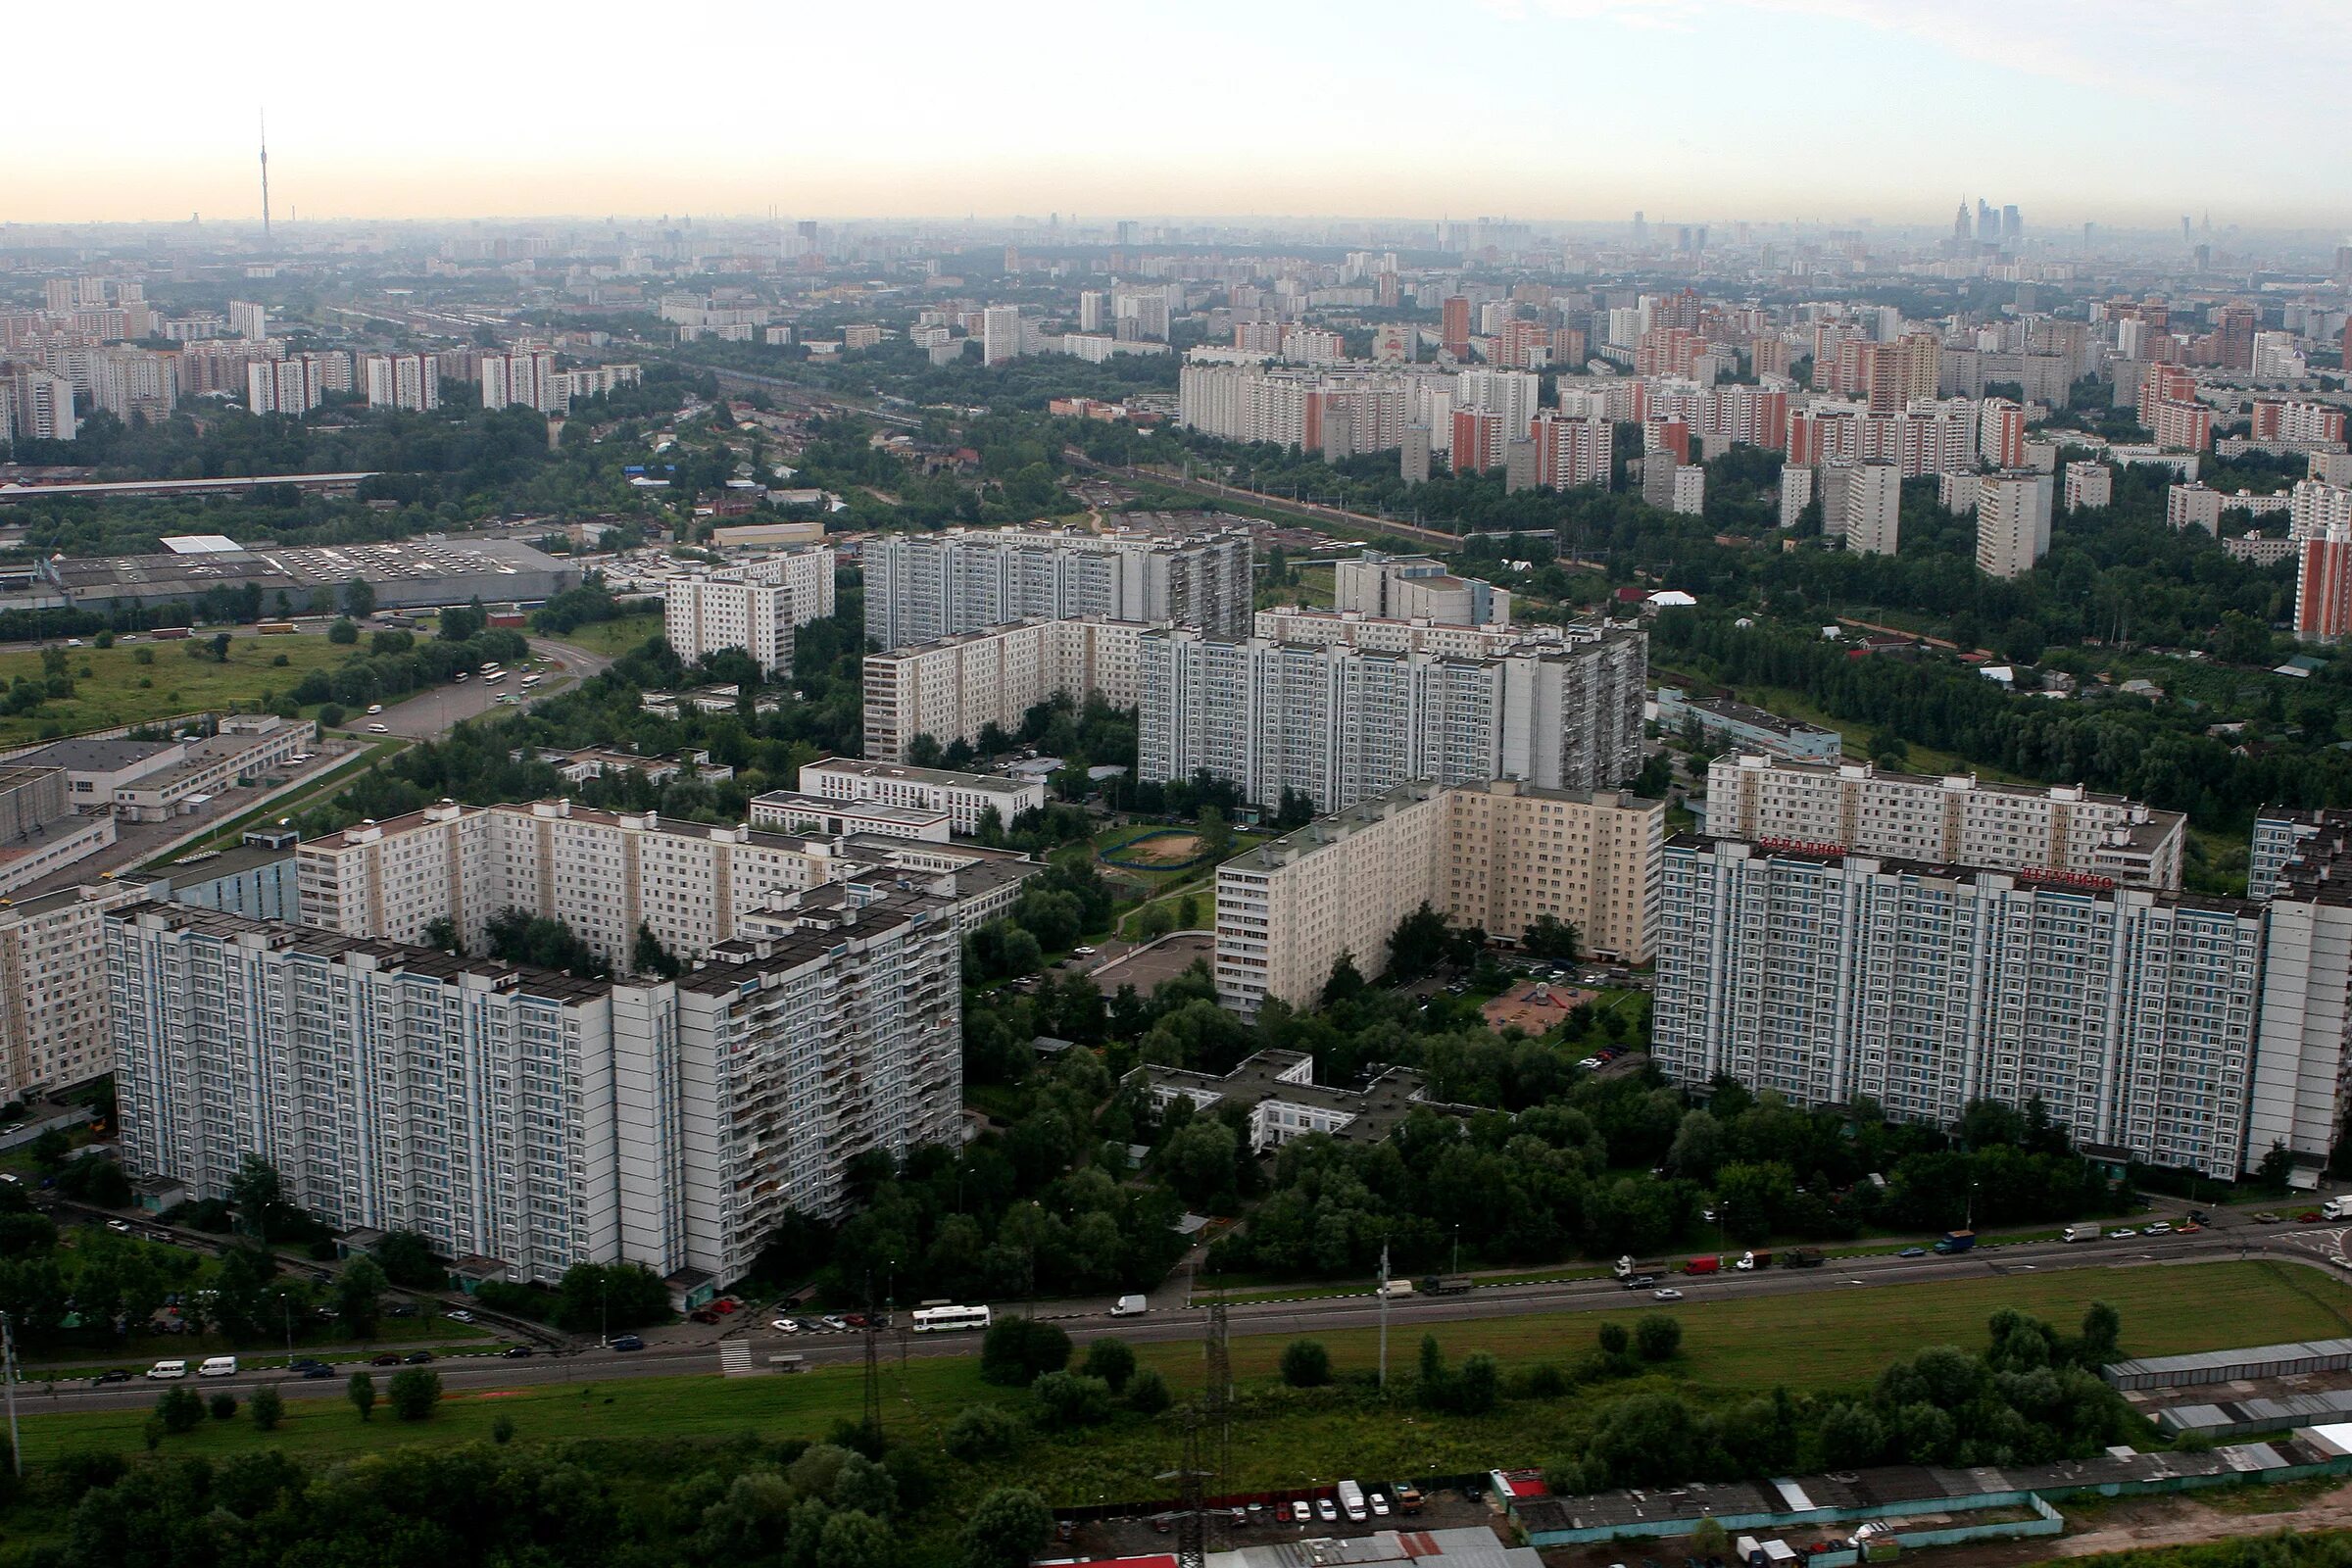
top-left (861, 616), bottom-right (1148, 763)
top-left (1214, 779), bottom-right (1662, 1013)
top-left (793, 757), bottom-right (1045, 834)
top-left (862, 523), bottom-right (1250, 651)
top-left (1652, 836), bottom-right (2259, 1178)
top-left (1705, 753), bottom-right (2186, 891)
top-left (1143, 623), bottom-right (1646, 813)
top-left (108, 886), bottom-right (958, 1288)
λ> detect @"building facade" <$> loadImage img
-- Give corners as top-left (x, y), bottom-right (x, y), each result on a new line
top-left (1141, 624), bottom-right (1647, 812)
top-left (1651, 837), bottom-right (2261, 1179)
top-left (1975, 469), bottom-right (2054, 579)
top-left (662, 549), bottom-right (836, 674)
top-left (1333, 553), bottom-right (1511, 626)
top-left (1213, 779), bottom-right (1662, 1013)
top-left (861, 524), bottom-right (1250, 651)
top-left (108, 887), bottom-right (959, 1287)
top-left (794, 757), bottom-right (1045, 834)
top-left (861, 616), bottom-right (1149, 763)
top-left (0, 881), bottom-right (143, 1097)
top-left (1705, 753), bottom-right (2186, 890)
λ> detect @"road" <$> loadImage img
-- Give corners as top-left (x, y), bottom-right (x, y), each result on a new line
top-left (31, 1221), bottom-right (2352, 1416)
top-left (1062, 453), bottom-right (1470, 553)
top-left (365, 636), bottom-right (613, 740)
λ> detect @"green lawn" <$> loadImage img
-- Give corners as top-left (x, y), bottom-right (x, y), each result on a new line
top-left (0, 635), bottom-right (354, 748)
top-left (14, 1259), bottom-right (2342, 1489)
top-left (541, 612), bottom-right (663, 658)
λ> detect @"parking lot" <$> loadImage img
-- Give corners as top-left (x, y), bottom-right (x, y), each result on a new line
top-left (1085, 931), bottom-right (1215, 995)
top-left (1063, 1481), bottom-right (1509, 1560)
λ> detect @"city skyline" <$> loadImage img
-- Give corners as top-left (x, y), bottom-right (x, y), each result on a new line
top-left (9, 0), bottom-right (2351, 229)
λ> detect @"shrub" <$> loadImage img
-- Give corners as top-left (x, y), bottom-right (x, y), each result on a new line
top-left (208, 1392), bottom-right (238, 1422)
top-left (944, 1402), bottom-right (1025, 1460)
top-left (1596, 1322), bottom-right (1630, 1357)
top-left (249, 1386), bottom-right (283, 1431)
top-left (388, 1367), bottom-right (442, 1421)
top-left (1455, 1351), bottom-right (1500, 1415)
top-left (1509, 1363), bottom-right (1571, 1399)
top-left (1280, 1339), bottom-right (1333, 1388)
top-left (316, 704), bottom-right (346, 728)
top-left (1637, 1315), bottom-right (1684, 1362)
top-left (1030, 1371), bottom-right (1112, 1429)
top-left (980, 1317), bottom-right (1071, 1387)
top-left (155, 1386), bottom-right (204, 1434)
top-left (492, 1414), bottom-right (516, 1445)
top-left (1079, 1338), bottom-right (1136, 1394)
top-left (1124, 1368), bottom-right (1172, 1415)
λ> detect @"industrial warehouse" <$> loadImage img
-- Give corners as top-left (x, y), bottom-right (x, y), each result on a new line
top-left (35, 535), bottom-right (579, 612)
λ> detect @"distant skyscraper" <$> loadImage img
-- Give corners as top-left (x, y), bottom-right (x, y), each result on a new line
top-left (2001, 204), bottom-right (2021, 242)
top-left (1632, 211), bottom-right (1647, 244)
top-left (1953, 199), bottom-right (1971, 242)
top-left (981, 305), bottom-right (1021, 365)
top-left (1441, 295), bottom-right (1471, 357)
top-left (1977, 199), bottom-right (1996, 242)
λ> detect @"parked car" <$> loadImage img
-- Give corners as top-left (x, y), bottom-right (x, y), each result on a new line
top-left (367, 722), bottom-right (389, 733)
top-left (689, 1308), bottom-right (719, 1324)
top-left (1291, 1502), bottom-right (1312, 1524)
top-left (1316, 1498), bottom-right (1339, 1523)
top-left (2107, 1228), bottom-right (2138, 1240)
top-left (1072, 946), bottom-right (1097, 957)
top-left (2144, 1221), bottom-right (2174, 1235)
top-left (712, 1298), bottom-right (738, 1314)
top-left (819, 1315), bottom-right (849, 1332)
top-left (843, 1313), bottom-right (869, 1329)
top-left (2179, 1221), bottom-right (2204, 1233)
top-left (367, 705), bottom-right (384, 715)
top-left (91, 1369), bottom-right (133, 1385)
top-left (502, 1346), bottom-right (534, 1358)
top-left (610, 1334), bottom-right (645, 1351)
top-left (2298, 1210), bottom-right (2327, 1223)
top-left (371, 1353), bottom-right (402, 1366)
top-left (299, 1363), bottom-right (335, 1379)
top-left (1579, 1057), bottom-right (1602, 1070)
top-left (106, 1219), bottom-right (130, 1233)
top-left (2254, 1211), bottom-right (2283, 1224)
top-left (771, 1318), bottom-right (801, 1334)
top-left (1897, 1247), bottom-right (1927, 1257)
top-left (403, 1350), bottom-right (433, 1364)
top-left (446, 1308), bottom-right (474, 1323)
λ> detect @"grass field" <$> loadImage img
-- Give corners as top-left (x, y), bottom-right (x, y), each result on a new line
top-left (542, 612), bottom-right (663, 658)
top-left (15, 1260), bottom-right (2345, 1488)
top-left (0, 635), bottom-right (354, 748)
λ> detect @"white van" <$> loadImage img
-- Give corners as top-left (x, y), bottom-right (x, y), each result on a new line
top-left (1110, 1294), bottom-right (1148, 1316)
top-left (2324, 1198), bottom-right (2351, 1221)
top-left (2063, 1223), bottom-right (2099, 1243)
top-left (147, 1359), bottom-right (188, 1380)
top-left (198, 1355), bottom-right (238, 1378)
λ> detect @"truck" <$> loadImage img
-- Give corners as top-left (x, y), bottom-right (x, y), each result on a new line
top-left (2063, 1223), bottom-right (2099, 1242)
top-left (1933, 1229), bottom-right (1977, 1254)
top-left (1613, 1254), bottom-right (1667, 1279)
top-left (1735, 1250), bottom-right (1773, 1271)
top-left (257, 621), bottom-right (296, 635)
top-left (1684, 1255), bottom-right (1721, 1275)
top-left (1419, 1274), bottom-right (1473, 1296)
top-left (2324, 1199), bottom-right (2352, 1221)
top-left (151, 626), bottom-right (191, 640)
top-left (1337, 1480), bottom-right (1367, 1523)
top-left (1782, 1247), bottom-right (1825, 1268)
top-left (1110, 1295), bottom-right (1148, 1316)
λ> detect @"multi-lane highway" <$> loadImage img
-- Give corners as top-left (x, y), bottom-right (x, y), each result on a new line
top-left (27, 1221), bottom-right (2348, 1416)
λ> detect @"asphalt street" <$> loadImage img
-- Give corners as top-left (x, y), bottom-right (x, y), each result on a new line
top-left (366, 636), bottom-right (613, 739)
top-left (33, 1221), bottom-right (2350, 1415)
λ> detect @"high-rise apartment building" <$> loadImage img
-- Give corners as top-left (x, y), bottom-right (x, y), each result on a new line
top-left (1652, 836), bottom-right (2260, 1178)
top-left (1705, 753), bottom-right (2186, 890)
top-left (982, 306), bottom-right (1021, 366)
top-left (862, 616), bottom-right (1149, 763)
top-left (663, 548), bottom-right (836, 674)
top-left (1140, 623), bottom-right (1646, 813)
top-left (1823, 462), bottom-right (1902, 556)
top-left (0, 881), bottom-right (143, 1098)
top-left (109, 885), bottom-right (958, 1287)
top-left (1333, 553), bottom-right (1511, 626)
top-left (2253, 401), bottom-right (2348, 447)
top-left (480, 349), bottom-right (563, 413)
top-left (1442, 296), bottom-right (1471, 357)
top-left (2063, 462), bottom-right (2114, 511)
top-left (2291, 481), bottom-right (2352, 643)
top-left (1974, 469), bottom-right (2054, 578)
top-left (1213, 779), bottom-right (1662, 1012)
top-left (861, 523), bottom-right (1251, 651)
top-left (226, 301), bottom-right (268, 340)
top-left (246, 357), bottom-right (320, 416)
top-left (363, 352), bottom-right (441, 412)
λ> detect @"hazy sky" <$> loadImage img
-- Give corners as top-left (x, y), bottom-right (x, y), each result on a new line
top-left (8, 0), bottom-right (2348, 229)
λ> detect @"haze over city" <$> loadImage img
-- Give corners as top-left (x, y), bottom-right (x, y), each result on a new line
top-left (10, 0), bottom-right (2352, 227)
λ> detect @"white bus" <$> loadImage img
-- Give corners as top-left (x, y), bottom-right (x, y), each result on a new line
top-left (910, 1304), bottom-right (993, 1334)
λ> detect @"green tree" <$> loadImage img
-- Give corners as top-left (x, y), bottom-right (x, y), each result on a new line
top-left (335, 1255), bottom-right (388, 1338)
top-left (979, 1317), bottom-right (1071, 1387)
top-left (1454, 1351), bottom-right (1501, 1414)
top-left (328, 618), bottom-right (360, 646)
top-left (1029, 1370), bottom-right (1112, 1428)
top-left (387, 1367), bottom-right (442, 1421)
top-left (249, 1384), bottom-right (284, 1431)
top-left (1125, 1367), bottom-right (1172, 1414)
top-left (1597, 1322), bottom-right (1631, 1359)
top-left (817, 1510), bottom-right (890, 1568)
top-left (209, 1391), bottom-right (238, 1421)
top-left (347, 1372), bottom-right (376, 1422)
top-left (1522, 915), bottom-right (1581, 964)
top-left (631, 923), bottom-right (684, 979)
top-left (960, 1487), bottom-right (1052, 1568)
top-left (1280, 1339), bottom-right (1332, 1388)
top-left (1197, 804), bottom-right (1235, 860)
top-left (1636, 1314), bottom-right (1684, 1361)
top-left (944, 1402), bottom-right (1024, 1460)
top-left (1078, 1337), bottom-right (1136, 1394)
top-left (26, 1129), bottom-right (69, 1171)
top-left (209, 633), bottom-right (233, 662)
top-left (341, 578), bottom-right (376, 618)
top-left (371, 1230), bottom-right (442, 1288)
top-left (155, 1386), bottom-right (204, 1434)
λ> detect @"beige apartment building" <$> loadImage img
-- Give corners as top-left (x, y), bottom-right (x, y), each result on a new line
top-left (1214, 779), bottom-right (1663, 1013)
top-left (861, 615), bottom-right (1148, 763)
top-left (1704, 752), bottom-right (2185, 890)
top-left (0, 881), bottom-right (143, 1096)
top-left (296, 797), bottom-right (1039, 963)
